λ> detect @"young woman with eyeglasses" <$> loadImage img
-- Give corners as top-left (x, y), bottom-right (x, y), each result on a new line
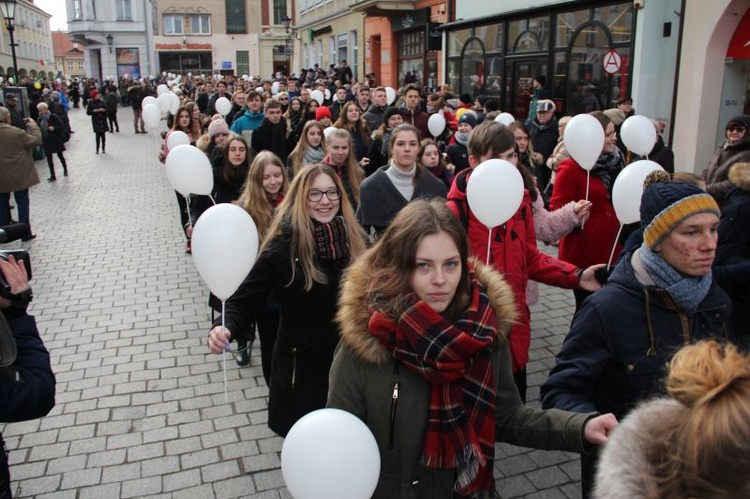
top-left (702, 114), bottom-right (750, 204)
top-left (207, 163), bottom-right (367, 437)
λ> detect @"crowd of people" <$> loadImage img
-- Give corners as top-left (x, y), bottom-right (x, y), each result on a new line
top-left (0, 66), bottom-right (748, 497)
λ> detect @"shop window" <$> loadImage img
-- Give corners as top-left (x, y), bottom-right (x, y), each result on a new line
top-left (460, 38), bottom-right (485, 98)
top-left (556, 9), bottom-right (589, 48)
top-left (566, 22), bottom-right (612, 115)
top-left (593, 5), bottom-right (633, 43)
top-left (476, 24), bottom-right (503, 53)
top-left (509, 17), bottom-right (549, 53)
top-left (485, 56), bottom-right (503, 99)
top-left (446, 58), bottom-right (460, 91)
top-left (398, 31), bottom-right (425, 87)
top-left (448, 28), bottom-right (472, 58)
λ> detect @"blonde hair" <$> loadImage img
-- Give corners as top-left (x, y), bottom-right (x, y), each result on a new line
top-left (325, 128), bottom-right (364, 206)
top-left (288, 120), bottom-right (327, 177)
top-left (263, 163), bottom-right (366, 291)
top-left (236, 151), bottom-right (289, 242)
top-left (651, 341), bottom-right (750, 497)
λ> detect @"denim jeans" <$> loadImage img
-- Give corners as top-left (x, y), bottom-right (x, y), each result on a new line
top-left (0, 189), bottom-right (30, 228)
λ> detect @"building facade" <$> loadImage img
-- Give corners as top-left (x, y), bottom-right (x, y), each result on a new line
top-left (52, 30), bottom-right (85, 79)
top-left (297, 0), bottom-right (364, 82)
top-left (0, 0), bottom-right (54, 81)
top-left (355, 0), bottom-right (447, 91)
top-left (258, 0), bottom-right (295, 78)
top-left (153, 0), bottom-right (261, 78)
top-left (66, 0), bottom-right (156, 81)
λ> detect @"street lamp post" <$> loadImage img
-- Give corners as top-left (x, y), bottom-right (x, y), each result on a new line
top-left (281, 15), bottom-right (293, 76)
top-left (106, 34), bottom-right (114, 54)
top-left (0, 0), bottom-right (18, 83)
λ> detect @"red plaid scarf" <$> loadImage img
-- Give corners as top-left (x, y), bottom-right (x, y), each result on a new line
top-left (368, 266), bottom-right (497, 497)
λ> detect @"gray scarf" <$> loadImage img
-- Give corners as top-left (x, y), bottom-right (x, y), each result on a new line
top-left (38, 113), bottom-right (50, 139)
top-left (303, 145), bottom-right (326, 165)
top-left (639, 245), bottom-right (712, 312)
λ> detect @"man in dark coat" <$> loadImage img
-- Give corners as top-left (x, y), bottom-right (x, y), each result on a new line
top-left (399, 84), bottom-right (430, 140)
top-left (86, 90), bottom-right (109, 154)
top-left (251, 100), bottom-right (291, 160)
top-left (541, 181), bottom-right (733, 497)
top-left (0, 256), bottom-right (56, 498)
top-left (364, 86), bottom-right (389, 131)
top-left (3, 93), bottom-right (25, 130)
top-left (36, 102), bottom-right (69, 181)
top-left (529, 99), bottom-right (558, 192)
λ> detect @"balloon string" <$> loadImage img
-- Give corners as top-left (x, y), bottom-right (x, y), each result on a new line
top-left (209, 194), bottom-right (217, 206)
top-left (485, 227), bottom-right (492, 266)
top-left (185, 195), bottom-right (193, 235)
top-left (222, 300), bottom-right (228, 404)
top-left (582, 171), bottom-right (590, 230)
top-left (607, 223), bottom-right (624, 272)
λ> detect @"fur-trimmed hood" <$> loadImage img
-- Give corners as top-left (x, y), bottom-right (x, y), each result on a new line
top-left (195, 133), bottom-right (210, 152)
top-left (336, 257), bottom-right (518, 365)
top-left (729, 161), bottom-right (750, 192)
top-left (593, 398), bottom-right (683, 498)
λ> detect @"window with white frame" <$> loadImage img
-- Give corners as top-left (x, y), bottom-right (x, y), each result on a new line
top-left (337, 34), bottom-right (347, 64)
top-left (116, 0), bottom-right (133, 21)
top-left (316, 39), bottom-right (323, 67)
top-left (164, 14), bottom-right (210, 35)
top-left (67, 60), bottom-right (73, 71)
top-left (272, 0), bottom-right (287, 25)
top-left (78, 60), bottom-right (84, 71)
top-left (351, 30), bottom-right (358, 80)
top-left (329, 36), bottom-right (335, 66)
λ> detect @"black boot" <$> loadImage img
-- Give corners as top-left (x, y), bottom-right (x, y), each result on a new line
top-left (235, 340), bottom-right (250, 367)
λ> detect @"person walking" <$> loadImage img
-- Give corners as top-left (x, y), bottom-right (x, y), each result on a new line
top-left (104, 86), bottom-right (120, 133)
top-left (0, 107), bottom-right (42, 238)
top-left (86, 90), bottom-right (109, 154)
top-left (36, 103), bottom-right (69, 181)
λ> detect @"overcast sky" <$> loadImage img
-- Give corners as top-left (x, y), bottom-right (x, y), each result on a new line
top-left (35, 0), bottom-right (68, 32)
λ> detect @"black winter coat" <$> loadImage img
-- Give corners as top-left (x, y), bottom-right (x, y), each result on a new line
top-left (251, 119), bottom-right (292, 160)
top-left (215, 228), bottom-right (349, 437)
top-left (37, 112), bottom-right (66, 154)
top-left (541, 250), bottom-right (732, 420)
top-left (86, 99), bottom-right (109, 133)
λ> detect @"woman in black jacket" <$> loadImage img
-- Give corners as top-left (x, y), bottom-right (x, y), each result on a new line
top-left (36, 102), bottom-right (69, 181)
top-left (207, 163), bottom-right (367, 437)
top-left (85, 89), bottom-right (108, 154)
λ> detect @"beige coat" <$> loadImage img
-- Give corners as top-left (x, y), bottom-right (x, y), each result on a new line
top-left (0, 121), bottom-right (42, 193)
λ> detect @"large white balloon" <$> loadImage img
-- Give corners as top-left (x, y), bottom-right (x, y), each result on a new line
top-left (427, 113), bottom-right (446, 137)
top-left (168, 92), bottom-right (180, 115)
top-left (324, 88), bottom-right (331, 101)
top-left (166, 130), bottom-right (190, 151)
top-left (215, 96), bottom-right (232, 116)
top-left (467, 159), bottom-right (524, 228)
top-left (385, 87), bottom-right (396, 105)
top-left (564, 114), bottom-right (605, 171)
top-left (282, 409), bottom-right (380, 499)
top-left (310, 89), bottom-right (324, 105)
top-left (612, 160), bottom-right (664, 224)
top-left (191, 204), bottom-right (259, 301)
top-left (156, 84), bottom-right (168, 96)
top-left (157, 92), bottom-right (171, 114)
top-left (164, 144), bottom-right (214, 197)
top-left (141, 95), bottom-right (157, 110)
top-left (142, 104), bottom-right (161, 129)
top-left (323, 126), bottom-right (337, 140)
top-left (495, 112), bottom-right (515, 126)
top-left (620, 115), bottom-right (657, 156)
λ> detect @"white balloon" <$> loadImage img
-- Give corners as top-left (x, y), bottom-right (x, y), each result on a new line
top-left (256, 86), bottom-right (264, 93)
top-left (620, 115), bottom-right (657, 156)
top-left (142, 104), bottom-right (161, 129)
top-left (324, 88), bottom-right (331, 101)
top-left (272, 81), bottom-right (279, 94)
top-left (495, 112), bottom-right (515, 126)
top-left (612, 160), bottom-right (664, 224)
top-left (323, 126), bottom-right (337, 139)
top-left (141, 95), bottom-right (157, 110)
top-left (385, 87), bottom-right (396, 105)
top-left (164, 144), bottom-right (214, 197)
top-left (168, 93), bottom-right (180, 115)
top-left (427, 113), bottom-right (446, 137)
top-left (166, 130), bottom-right (190, 151)
top-left (282, 409), bottom-right (380, 499)
top-left (467, 159), bottom-right (524, 228)
top-left (157, 93), bottom-right (171, 114)
top-left (157, 84), bottom-right (169, 96)
top-left (191, 204), bottom-right (259, 301)
top-left (564, 114), bottom-right (605, 171)
top-left (215, 96), bottom-right (232, 116)
top-left (310, 89), bottom-right (324, 105)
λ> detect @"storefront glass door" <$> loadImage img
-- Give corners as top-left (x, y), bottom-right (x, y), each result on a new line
top-left (509, 59), bottom-right (547, 121)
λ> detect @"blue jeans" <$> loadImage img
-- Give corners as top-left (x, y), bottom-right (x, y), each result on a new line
top-left (0, 189), bottom-right (30, 229)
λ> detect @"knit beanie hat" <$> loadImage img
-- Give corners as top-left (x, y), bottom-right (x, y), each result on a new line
top-left (208, 118), bottom-right (230, 139)
top-left (90, 89), bottom-right (99, 99)
top-left (458, 112), bottom-right (477, 128)
top-left (315, 106), bottom-right (332, 121)
top-left (384, 107), bottom-right (402, 123)
top-left (640, 182), bottom-right (720, 249)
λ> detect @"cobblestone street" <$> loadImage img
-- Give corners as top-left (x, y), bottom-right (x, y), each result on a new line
top-left (1, 105), bottom-right (583, 498)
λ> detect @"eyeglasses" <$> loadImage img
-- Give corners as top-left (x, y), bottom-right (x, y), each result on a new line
top-left (727, 126), bottom-right (747, 133)
top-left (279, 98), bottom-right (289, 102)
top-left (308, 188), bottom-right (341, 202)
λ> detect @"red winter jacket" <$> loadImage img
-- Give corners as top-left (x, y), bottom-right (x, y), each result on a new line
top-left (550, 158), bottom-right (622, 268)
top-left (447, 169), bottom-right (581, 371)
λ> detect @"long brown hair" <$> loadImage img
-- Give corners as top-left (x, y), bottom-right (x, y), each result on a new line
top-left (333, 101), bottom-right (372, 148)
top-left (215, 134), bottom-right (252, 183)
top-left (505, 121), bottom-right (538, 202)
top-left (352, 198), bottom-right (471, 321)
top-left (288, 120), bottom-right (327, 178)
top-left (325, 128), bottom-right (364, 206)
top-left (263, 163), bottom-right (367, 291)
top-left (650, 340), bottom-right (750, 496)
top-left (236, 150), bottom-right (289, 242)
